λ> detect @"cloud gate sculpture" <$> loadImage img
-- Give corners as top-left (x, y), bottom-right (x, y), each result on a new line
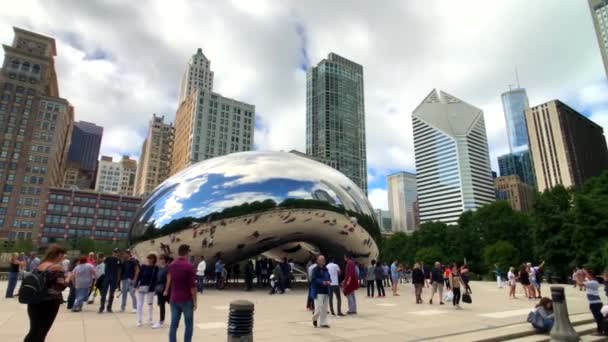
top-left (129, 151), bottom-right (380, 266)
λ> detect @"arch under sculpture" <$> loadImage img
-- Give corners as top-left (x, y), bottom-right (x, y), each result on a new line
top-left (129, 151), bottom-right (380, 266)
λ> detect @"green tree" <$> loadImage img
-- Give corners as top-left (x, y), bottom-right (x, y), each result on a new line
top-left (483, 240), bottom-right (519, 272)
top-left (415, 246), bottom-right (444, 265)
top-left (75, 238), bottom-right (96, 255)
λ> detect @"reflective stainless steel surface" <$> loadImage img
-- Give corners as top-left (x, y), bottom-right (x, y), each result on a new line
top-left (129, 151), bottom-right (380, 265)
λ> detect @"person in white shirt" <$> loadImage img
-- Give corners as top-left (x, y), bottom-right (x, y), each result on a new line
top-left (196, 256), bottom-right (206, 294)
top-left (507, 267), bottom-right (517, 299)
top-left (326, 258), bottom-right (344, 316)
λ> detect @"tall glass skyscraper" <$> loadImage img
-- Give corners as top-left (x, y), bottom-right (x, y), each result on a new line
top-left (412, 89), bottom-right (495, 225)
top-left (502, 88), bottom-right (530, 153)
top-left (306, 53), bottom-right (367, 194)
top-left (498, 88), bottom-right (536, 187)
top-left (67, 121), bottom-right (103, 172)
top-left (387, 172), bottom-right (417, 233)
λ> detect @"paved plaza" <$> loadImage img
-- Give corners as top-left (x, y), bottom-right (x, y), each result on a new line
top-left (0, 281), bottom-right (595, 341)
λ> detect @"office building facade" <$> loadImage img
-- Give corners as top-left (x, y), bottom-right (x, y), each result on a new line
top-left (0, 28), bottom-right (74, 241)
top-left (67, 121), bottom-right (103, 172)
top-left (134, 114), bottom-right (174, 197)
top-left (526, 100), bottom-right (608, 192)
top-left (374, 209), bottom-right (392, 233)
top-left (412, 89), bottom-right (495, 225)
top-left (41, 187), bottom-right (140, 245)
top-left (171, 49), bottom-right (255, 175)
top-left (387, 171), bottom-right (417, 233)
top-left (306, 53), bottom-right (367, 194)
top-left (494, 175), bottom-right (535, 213)
top-left (589, 0), bottom-right (608, 78)
top-left (497, 150), bottom-right (535, 187)
top-left (95, 155), bottom-right (137, 195)
top-left (178, 48), bottom-right (214, 105)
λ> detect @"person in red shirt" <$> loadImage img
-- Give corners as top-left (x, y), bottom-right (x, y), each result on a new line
top-left (342, 254), bottom-right (359, 315)
top-left (87, 252), bottom-right (97, 266)
top-left (164, 244), bottom-right (196, 342)
top-left (444, 265), bottom-right (452, 290)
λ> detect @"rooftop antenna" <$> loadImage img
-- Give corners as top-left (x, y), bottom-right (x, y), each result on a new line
top-left (515, 66), bottom-right (521, 89)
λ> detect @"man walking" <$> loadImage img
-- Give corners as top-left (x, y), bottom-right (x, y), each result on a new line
top-left (429, 262), bottom-right (445, 305)
top-left (391, 260), bottom-right (400, 296)
top-left (99, 249), bottom-right (122, 313)
top-left (165, 244), bottom-right (197, 342)
top-left (343, 254), bottom-right (359, 315)
top-left (120, 250), bottom-right (139, 313)
top-left (196, 256), bottom-right (206, 294)
top-left (311, 255), bottom-right (331, 328)
top-left (326, 258), bottom-right (344, 316)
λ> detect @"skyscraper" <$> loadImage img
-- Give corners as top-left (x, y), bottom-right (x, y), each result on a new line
top-left (306, 53), bottom-right (367, 194)
top-left (95, 155), bottom-right (137, 195)
top-left (374, 209), bottom-right (392, 233)
top-left (387, 171), bottom-right (417, 233)
top-left (66, 120), bottom-right (103, 189)
top-left (0, 27), bottom-right (74, 241)
top-left (134, 114), bottom-right (174, 197)
top-left (497, 151), bottom-right (535, 187)
top-left (171, 49), bottom-right (255, 175)
top-left (494, 175), bottom-right (535, 213)
top-left (589, 0), bottom-right (608, 78)
top-left (412, 89), bottom-right (495, 225)
top-left (526, 100), bottom-right (608, 192)
top-left (497, 87), bottom-right (536, 187)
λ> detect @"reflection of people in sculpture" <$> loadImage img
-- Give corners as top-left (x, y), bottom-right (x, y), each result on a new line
top-left (248, 231), bottom-right (260, 240)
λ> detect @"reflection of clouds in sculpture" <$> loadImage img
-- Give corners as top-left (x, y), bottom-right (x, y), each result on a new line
top-left (131, 151), bottom-right (380, 265)
top-left (154, 175), bottom-right (208, 225)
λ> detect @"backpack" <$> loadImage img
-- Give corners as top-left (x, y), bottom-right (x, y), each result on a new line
top-left (18, 270), bottom-right (49, 305)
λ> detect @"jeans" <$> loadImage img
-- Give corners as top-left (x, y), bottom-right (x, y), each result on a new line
top-left (376, 279), bottom-right (385, 297)
top-left (136, 290), bottom-right (154, 324)
top-left (329, 285), bottom-right (342, 315)
top-left (590, 302), bottom-right (604, 333)
top-left (170, 301), bottom-right (194, 342)
top-left (196, 275), bottom-right (205, 293)
top-left (121, 279), bottom-right (137, 311)
top-left (5, 271), bottom-right (18, 298)
top-left (346, 292), bottom-right (357, 313)
top-left (73, 287), bottom-right (90, 310)
top-left (99, 278), bottom-right (118, 311)
top-left (312, 294), bottom-right (329, 326)
top-left (367, 280), bottom-right (375, 297)
top-left (24, 300), bottom-right (61, 342)
top-left (415, 284), bottom-right (423, 302)
top-left (157, 293), bottom-right (169, 323)
top-left (453, 287), bottom-right (461, 306)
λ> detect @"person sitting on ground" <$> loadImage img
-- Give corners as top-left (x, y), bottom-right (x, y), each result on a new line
top-left (528, 297), bottom-right (554, 333)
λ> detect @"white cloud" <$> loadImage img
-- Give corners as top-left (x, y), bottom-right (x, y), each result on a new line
top-left (0, 0), bottom-right (606, 190)
top-left (368, 188), bottom-right (388, 211)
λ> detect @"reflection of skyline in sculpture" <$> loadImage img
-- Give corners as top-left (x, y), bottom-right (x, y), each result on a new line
top-left (129, 151), bottom-right (380, 266)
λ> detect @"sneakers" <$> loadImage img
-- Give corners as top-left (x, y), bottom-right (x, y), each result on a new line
top-left (152, 322), bottom-right (164, 329)
top-left (440, 302), bottom-right (445, 305)
top-left (136, 322), bottom-right (142, 327)
top-left (131, 309), bottom-right (137, 314)
top-left (312, 320), bottom-right (318, 327)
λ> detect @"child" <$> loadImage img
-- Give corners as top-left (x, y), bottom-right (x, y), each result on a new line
top-left (584, 270), bottom-right (605, 336)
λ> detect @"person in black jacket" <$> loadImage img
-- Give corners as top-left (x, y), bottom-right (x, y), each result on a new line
top-left (152, 254), bottom-right (169, 329)
top-left (412, 263), bottom-right (425, 304)
top-left (429, 262), bottom-right (445, 305)
top-left (134, 253), bottom-right (158, 327)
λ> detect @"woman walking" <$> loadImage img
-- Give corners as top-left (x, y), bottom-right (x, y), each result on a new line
top-left (374, 261), bottom-right (386, 298)
top-left (135, 253), bottom-right (158, 327)
top-left (72, 256), bottom-right (96, 312)
top-left (24, 245), bottom-right (68, 342)
top-left (412, 263), bottom-right (425, 304)
top-left (153, 254), bottom-right (169, 329)
top-left (5, 252), bottom-right (21, 298)
top-left (449, 265), bottom-right (464, 309)
top-left (366, 260), bottom-right (376, 297)
top-left (508, 267), bottom-right (517, 299)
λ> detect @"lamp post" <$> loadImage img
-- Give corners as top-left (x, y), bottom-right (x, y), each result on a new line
top-left (549, 286), bottom-right (578, 342)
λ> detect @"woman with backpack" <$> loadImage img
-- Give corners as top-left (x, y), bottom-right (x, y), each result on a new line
top-left (23, 244), bottom-right (67, 342)
top-left (134, 253), bottom-right (158, 327)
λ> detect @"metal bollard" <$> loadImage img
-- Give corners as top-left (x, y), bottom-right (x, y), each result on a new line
top-left (227, 300), bottom-right (254, 342)
top-left (550, 286), bottom-right (579, 342)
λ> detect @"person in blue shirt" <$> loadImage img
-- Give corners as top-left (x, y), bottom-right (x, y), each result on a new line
top-left (311, 255), bottom-right (331, 328)
top-left (214, 258), bottom-right (224, 289)
top-left (391, 260), bottom-right (400, 296)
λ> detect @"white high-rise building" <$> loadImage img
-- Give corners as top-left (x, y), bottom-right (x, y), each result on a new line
top-left (95, 155), bottom-right (137, 195)
top-left (171, 49), bottom-right (255, 175)
top-left (589, 0), bottom-right (608, 78)
top-left (387, 172), bottom-right (417, 233)
top-left (178, 48), bottom-right (214, 105)
top-left (412, 89), bottom-right (495, 225)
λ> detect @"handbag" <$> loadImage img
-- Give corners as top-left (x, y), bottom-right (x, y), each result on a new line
top-left (462, 293), bottom-right (472, 304)
top-left (137, 285), bottom-right (150, 293)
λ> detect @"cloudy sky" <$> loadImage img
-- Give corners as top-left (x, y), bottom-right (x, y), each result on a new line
top-left (1, 0), bottom-right (606, 210)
